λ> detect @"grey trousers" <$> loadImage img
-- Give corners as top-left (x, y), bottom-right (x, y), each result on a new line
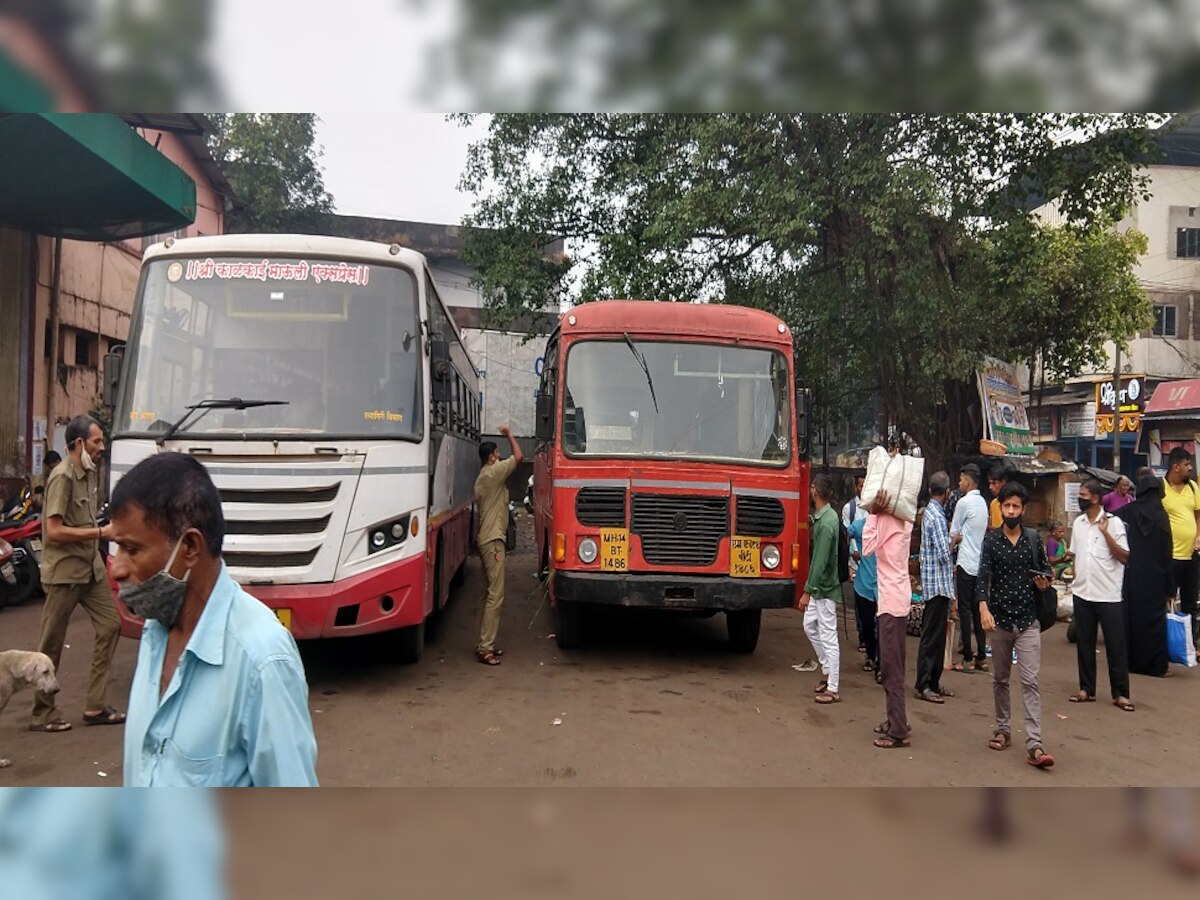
top-left (989, 622), bottom-right (1043, 752)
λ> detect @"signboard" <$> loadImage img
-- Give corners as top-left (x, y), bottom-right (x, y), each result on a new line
top-left (1032, 408), bottom-right (1056, 442)
top-left (1059, 402), bottom-right (1097, 439)
top-left (1063, 481), bottom-right (1081, 517)
top-left (977, 357), bottom-right (1034, 455)
top-left (1095, 374), bottom-right (1145, 436)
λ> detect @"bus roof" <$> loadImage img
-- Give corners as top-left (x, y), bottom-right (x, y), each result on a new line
top-left (561, 300), bottom-right (791, 344)
top-left (142, 234), bottom-right (428, 270)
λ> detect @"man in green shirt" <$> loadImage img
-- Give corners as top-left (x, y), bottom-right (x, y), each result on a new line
top-left (473, 424), bottom-right (523, 666)
top-left (798, 473), bottom-right (842, 703)
top-left (30, 415), bottom-right (124, 732)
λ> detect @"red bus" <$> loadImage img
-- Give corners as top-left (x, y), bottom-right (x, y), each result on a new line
top-left (532, 301), bottom-right (811, 653)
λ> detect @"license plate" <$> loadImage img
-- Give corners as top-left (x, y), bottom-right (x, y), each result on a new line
top-left (730, 536), bottom-right (761, 578)
top-left (274, 608), bottom-right (292, 631)
top-left (29, 539), bottom-right (42, 552)
top-left (600, 528), bottom-right (629, 572)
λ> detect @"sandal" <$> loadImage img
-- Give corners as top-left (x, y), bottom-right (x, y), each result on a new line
top-left (82, 706), bottom-right (126, 726)
top-left (873, 735), bottom-right (911, 749)
top-left (860, 662), bottom-right (875, 672)
top-left (973, 660), bottom-right (990, 673)
top-left (813, 692), bottom-right (840, 704)
top-left (935, 687), bottom-right (955, 698)
top-left (813, 679), bottom-right (828, 694)
top-left (950, 661), bottom-right (968, 673)
top-left (29, 719), bottom-right (72, 733)
top-left (1027, 747), bottom-right (1055, 769)
top-left (987, 731), bottom-right (1011, 751)
top-left (475, 649), bottom-right (502, 666)
top-left (1113, 697), bottom-right (1135, 712)
top-left (1068, 691), bottom-right (1095, 703)
top-left (914, 688), bottom-right (944, 704)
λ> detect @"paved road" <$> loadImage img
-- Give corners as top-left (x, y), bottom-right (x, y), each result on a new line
top-left (2, 516), bottom-right (1197, 786)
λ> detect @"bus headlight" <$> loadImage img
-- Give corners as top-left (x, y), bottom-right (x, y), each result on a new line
top-left (578, 537), bottom-right (598, 564)
top-left (371, 531), bottom-right (387, 549)
top-left (761, 544), bottom-right (781, 570)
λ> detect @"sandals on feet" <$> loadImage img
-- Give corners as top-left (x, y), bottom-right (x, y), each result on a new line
top-left (973, 660), bottom-right (990, 673)
top-left (873, 735), bottom-right (911, 749)
top-left (1113, 697), bottom-right (1135, 712)
top-left (914, 688), bottom-right (944, 704)
top-left (476, 649), bottom-right (502, 666)
top-left (988, 732), bottom-right (1011, 751)
top-left (874, 722), bottom-right (912, 735)
top-left (29, 719), bottom-right (72, 733)
top-left (82, 706), bottom-right (126, 726)
top-left (1027, 747), bottom-right (1055, 769)
top-left (813, 692), bottom-right (840, 704)
top-left (1068, 691), bottom-right (1095, 703)
top-left (813, 679), bottom-right (828, 694)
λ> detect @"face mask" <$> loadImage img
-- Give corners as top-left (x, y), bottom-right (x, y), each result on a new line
top-left (1076, 497), bottom-right (1093, 512)
top-left (118, 536), bottom-right (190, 628)
top-left (1002, 514), bottom-right (1023, 530)
top-left (79, 447), bottom-right (95, 472)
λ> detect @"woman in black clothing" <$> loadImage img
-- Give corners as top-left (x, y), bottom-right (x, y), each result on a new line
top-left (1117, 472), bottom-right (1174, 677)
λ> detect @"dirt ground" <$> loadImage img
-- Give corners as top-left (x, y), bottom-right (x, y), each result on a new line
top-left (2, 514), bottom-right (1197, 786)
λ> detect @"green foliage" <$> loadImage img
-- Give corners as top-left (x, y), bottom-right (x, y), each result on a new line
top-left (458, 114), bottom-right (1162, 464)
top-left (208, 114), bottom-right (334, 234)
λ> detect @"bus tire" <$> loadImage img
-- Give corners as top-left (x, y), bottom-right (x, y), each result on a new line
top-left (555, 600), bottom-right (582, 649)
top-left (395, 620), bottom-right (426, 664)
top-left (426, 548), bottom-right (445, 641)
top-left (726, 608), bottom-right (761, 654)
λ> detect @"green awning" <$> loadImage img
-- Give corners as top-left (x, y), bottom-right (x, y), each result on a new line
top-left (0, 113), bottom-right (197, 241)
top-left (0, 53), bottom-right (53, 112)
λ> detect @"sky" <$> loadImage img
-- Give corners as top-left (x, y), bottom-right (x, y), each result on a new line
top-left (314, 114), bottom-right (490, 225)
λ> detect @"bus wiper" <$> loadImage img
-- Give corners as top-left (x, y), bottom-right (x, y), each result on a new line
top-left (157, 398), bottom-right (290, 446)
top-left (623, 333), bottom-right (659, 414)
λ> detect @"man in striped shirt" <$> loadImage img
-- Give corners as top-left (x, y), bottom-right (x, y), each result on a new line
top-left (916, 471), bottom-right (956, 703)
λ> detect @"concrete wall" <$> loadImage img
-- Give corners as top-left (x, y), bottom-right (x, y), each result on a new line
top-left (461, 329), bottom-right (546, 438)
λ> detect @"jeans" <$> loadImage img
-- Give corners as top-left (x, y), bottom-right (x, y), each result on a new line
top-left (989, 622), bottom-right (1043, 752)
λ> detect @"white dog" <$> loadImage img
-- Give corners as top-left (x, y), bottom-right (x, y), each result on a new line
top-left (0, 650), bottom-right (60, 768)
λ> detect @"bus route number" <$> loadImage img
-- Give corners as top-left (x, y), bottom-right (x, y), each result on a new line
top-left (601, 529), bottom-right (629, 572)
top-left (730, 536), bottom-right (760, 578)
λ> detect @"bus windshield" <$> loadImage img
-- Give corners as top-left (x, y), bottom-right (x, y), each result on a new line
top-left (562, 339), bottom-right (791, 465)
top-left (115, 256), bottom-right (422, 439)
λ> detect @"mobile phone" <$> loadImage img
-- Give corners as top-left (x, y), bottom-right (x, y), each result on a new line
top-left (1028, 569), bottom-right (1052, 579)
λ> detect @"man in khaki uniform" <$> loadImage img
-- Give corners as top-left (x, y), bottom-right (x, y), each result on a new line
top-left (473, 423), bottom-right (523, 665)
top-left (30, 415), bottom-right (124, 732)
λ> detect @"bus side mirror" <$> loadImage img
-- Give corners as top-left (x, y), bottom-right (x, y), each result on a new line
top-left (535, 391), bottom-right (554, 442)
top-left (102, 350), bottom-right (123, 408)
top-left (430, 335), bottom-right (451, 404)
top-left (795, 387), bottom-right (811, 459)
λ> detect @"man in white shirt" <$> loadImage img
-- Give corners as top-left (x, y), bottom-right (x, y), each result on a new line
top-left (1068, 479), bottom-right (1133, 712)
top-left (949, 464), bottom-right (989, 673)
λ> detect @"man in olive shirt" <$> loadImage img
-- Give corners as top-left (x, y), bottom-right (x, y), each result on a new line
top-left (799, 473), bottom-right (842, 703)
top-left (473, 423), bottom-right (523, 665)
top-left (30, 415), bottom-right (124, 732)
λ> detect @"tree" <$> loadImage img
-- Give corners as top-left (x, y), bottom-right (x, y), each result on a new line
top-left (208, 114), bottom-right (334, 233)
top-left (456, 113), bottom-right (1162, 470)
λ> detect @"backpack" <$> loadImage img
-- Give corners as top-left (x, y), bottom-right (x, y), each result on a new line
top-left (837, 523), bottom-right (851, 584)
top-left (1022, 526), bottom-right (1058, 632)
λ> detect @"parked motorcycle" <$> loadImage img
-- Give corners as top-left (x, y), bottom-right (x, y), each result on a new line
top-left (0, 537), bottom-right (17, 604)
top-left (523, 475), bottom-right (534, 514)
top-left (0, 512), bottom-right (43, 606)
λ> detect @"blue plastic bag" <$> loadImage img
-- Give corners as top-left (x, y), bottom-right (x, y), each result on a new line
top-left (1166, 611), bottom-right (1197, 667)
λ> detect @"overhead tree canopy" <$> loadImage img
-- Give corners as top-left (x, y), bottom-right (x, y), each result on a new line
top-left (456, 113), bottom-right (1161, 469)
top-left (208, 114), bottom-right (334, 234)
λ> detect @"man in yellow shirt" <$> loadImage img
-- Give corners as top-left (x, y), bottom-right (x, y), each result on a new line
top-left (1161, 447), bottom-right (1200, 642)
top-left (987, 466), bottom-right (1008, 531)
top-left (473, 423), bottom-right (523, 666)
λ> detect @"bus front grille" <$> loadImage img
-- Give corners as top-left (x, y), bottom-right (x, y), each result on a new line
top-left (735, 495), bottom-right (785, 537)
top-left (575, 487), bottom-right (627, 527)
top-left (223, 548), bottom-right (320, 569)
top-left (631, 494), bottom-right (729, 567)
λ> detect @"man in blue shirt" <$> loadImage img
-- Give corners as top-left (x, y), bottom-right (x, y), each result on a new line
top-left (847, 507), bottom-right (878, 675)
top-left (916, 471), bottom-right (956, 703)
top-left (949, 463), bottom-right (990, 673)
top-left (109, 453), bottom-right (318, 787)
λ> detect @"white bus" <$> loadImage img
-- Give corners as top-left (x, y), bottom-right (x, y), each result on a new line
top-left (107, 235), bottom-right (480, 662)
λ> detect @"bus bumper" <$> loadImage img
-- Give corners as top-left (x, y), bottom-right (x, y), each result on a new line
top-left (113, 553), bottom-right (428, 641)
top-left (552, 571), bottom-right (795, 611)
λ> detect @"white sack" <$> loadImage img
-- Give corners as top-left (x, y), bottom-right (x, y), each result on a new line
top-left (861, 446), bottom-right (925, 523)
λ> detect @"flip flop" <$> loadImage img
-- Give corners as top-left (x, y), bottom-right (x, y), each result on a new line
top-left (813, 692), bottom-right (840, 704)
top-left (1113, 697), bottom-right (1135, 712)
top-left (1068, 691), bottom-right (1095, 703)
top-left (914, 689), bottom-right (944, 704)
top-left (873, 735), bottom-right (911, 749)
top-left (1027, 748), bottom-right (1055, 769)
top-left (29, 720), bottom-right (72, 733)
top-left (82, 706), bottom-right (126, 726)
